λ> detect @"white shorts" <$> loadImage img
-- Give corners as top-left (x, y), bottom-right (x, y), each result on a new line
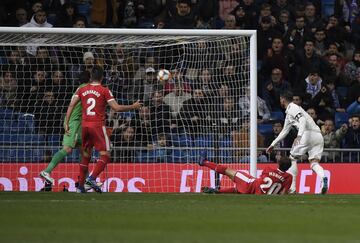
top-left (290, 131), bottom-right (323, 160)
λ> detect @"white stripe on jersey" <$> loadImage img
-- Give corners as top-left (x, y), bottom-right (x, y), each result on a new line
top-left (235, 172), bottom-right (255, 183)
top-left (102, 126), bottom-right (110, 151)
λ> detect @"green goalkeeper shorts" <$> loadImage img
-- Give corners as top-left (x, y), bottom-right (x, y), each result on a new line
top-left (62, 120), bottom-right (82, 148)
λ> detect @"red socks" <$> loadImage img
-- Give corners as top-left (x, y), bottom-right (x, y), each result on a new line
top-left (79, 156), bottom-right (90, 187)
top-left (91, 155), bottom-right (109, 178)
top-left (219, 187), bottom-right (236, 193)
top-left (203, 160), bottom-right (227, 174)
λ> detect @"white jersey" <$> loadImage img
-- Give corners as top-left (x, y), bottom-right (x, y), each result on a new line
top-left (271, 102), bottom-right (320, 147)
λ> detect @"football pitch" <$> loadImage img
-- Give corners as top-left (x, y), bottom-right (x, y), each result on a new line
top-left (1, 193), bottom-right (360, 243)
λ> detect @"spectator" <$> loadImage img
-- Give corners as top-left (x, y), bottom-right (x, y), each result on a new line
top-left (304, 2), bottom-right (323, 33)
top-left (274, 9), bottom-right (293, 37)
top-left (179, 88), bottom-right (210, 137)
top-left (21, 9), bottom-right (53, 57)
top-left (264, 120), bottom-right (296, 162)
top-left (257, 3), bottom-right (275, 26)
top-left (8, 7), bottom-right (28, 27)
top-left (166, 0), bottom-right (197, 29)
top-left (344, 114), bottom-right (360, 161)
top-left (222, 14), bottom-right (237, 29)
top-left (325, 80), bottom-right (345, 113)
top-left (238, 88), bottom-right (271, 123)
top-left (149, 90), bottom-right (174, 135)
top-left (313, 28), bottom-right (328, 57)
top-left (271, 0), bottom-right (296, 20)
top-left (284, 15), bottom-right (311, 51)
top-left (147, 132), bottom-right (172, 162)
top-left (0, 70), bottom-right (17, 108)
top-left (321, 118), bottom-right (348, 161)
top-left (133, 105), bottom-right (153, 147)
top-left (55, 3), bottom-right (79, 27)
top-left (347, 72), bottom-right (360, 107)
top-left (294, 39), bottom-right (330, 83)
top-left (219, 0), bottom-right (240, 22)
top-left (325, 53), bottom-right (347, 86)
top-left (111, 126), bottom-right (137, 162)
top-left (28, 70), bottom-right (49, 104)
top-left (343, 49), bottom-right (360, 85)
top-left (22, 9), bottom-right (52, 28)
top-left (347, 96), bottom-right (360, 115)
top-left (33, 91), bottom-right (63, 135)
top-left (91, 0), bottom-right (119, 27)
top-left (141, 67), bottom-right (162, 102)
top-left (263, 68), bottom-right (291, 111)
top-left (325, 15), bottom-right (351, 53)
top-left (194, 68), bottom-right (217, 97)
top-left (230, 5), bottom-right (252, 29)
top-left (73, 16), bottom-right (87, 28)
top-left (30, 1), bottom-right (43, 16)
top-left (50, 70), bottom-right (73, 108)
top-left (232, 121), bottom-right (267, 162)
top-left (164, 82), bottom-right (192, 119)
top-left (217, 97), bottom-right (242, 135)
top-left (309, 84), bottom-right (335, 120)
top-left (292, 93), bottom-right (304, 107)
top-left (164, 68), bottom-right (191, 94)
top-left (307, 107), bottom-right (324, 127)
top-left (261, 37), bottom-right (296, 83)
top-left (257, 16), bottom-right (281, 60)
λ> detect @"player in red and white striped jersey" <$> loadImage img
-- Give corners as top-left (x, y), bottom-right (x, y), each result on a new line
top-left (65, 65), bottom-right (142, 193)
top-left (199, 155), bottom-right (292, 195)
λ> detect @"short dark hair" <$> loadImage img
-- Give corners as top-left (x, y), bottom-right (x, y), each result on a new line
top-left (91, 65), bottom-right (104, 81)
top-left (278, 156), bottom-right (291, 172)
top-left (280, 90), bottom-right (293, 102)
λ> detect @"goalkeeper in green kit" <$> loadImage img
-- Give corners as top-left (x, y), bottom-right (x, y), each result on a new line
top-left (40, 71), bottom-right (96, 190)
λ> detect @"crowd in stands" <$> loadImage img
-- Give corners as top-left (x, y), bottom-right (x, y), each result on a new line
top-left (0, 0), bottom-right (359, 163)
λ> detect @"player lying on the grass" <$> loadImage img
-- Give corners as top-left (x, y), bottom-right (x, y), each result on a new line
top-left (65, 65), bottom-right (142, 193)
top-left (266, 90), bottom-right (328, 194)
top-left (199, 154), bottom-right (293, 194)
top-left (39, 71), bottom-right (101, 191)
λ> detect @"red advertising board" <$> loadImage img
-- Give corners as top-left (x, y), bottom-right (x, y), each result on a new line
top-left (0, 163), bottom-right (359, 194)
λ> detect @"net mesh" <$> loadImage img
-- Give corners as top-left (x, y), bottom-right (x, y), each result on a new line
top-left (0, 30), bottom-right (252, 192)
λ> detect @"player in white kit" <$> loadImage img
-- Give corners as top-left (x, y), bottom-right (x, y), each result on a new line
top-left (266, 91), bottom-right (328, 194)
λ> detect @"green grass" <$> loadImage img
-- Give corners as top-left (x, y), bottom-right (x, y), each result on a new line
top-left (1, 193), bottom-right (360, 243)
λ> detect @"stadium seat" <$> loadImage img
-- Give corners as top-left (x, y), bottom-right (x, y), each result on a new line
top-left (47, 134), bottom-right (62, 146)
top-left (0, 149), bottom-right (10, 162)
top-left (194, 135), bottom-right (213, 147)
top-left (171, 149), bottom-right (189, 163)
top-left (258, 124), bottom-right (273, 135)
top-left (22, 134), bottom-right (46, 145)
top-left (270, 111), bottom-right (284, 121)
top-left (32, 149), bottom-right (44, 162)
top-left (335, 112), bottom-right (349, 128)
top-left (172, 134), bottom-right (193, 147)
top-left (219, 136), bottom-right (232, 147)
top-left (0, 108), bottom-right (18, 120)
top-left (66, 149), bottom-right (80, 162)
top-left (18, 114), bottom-right (35, 134)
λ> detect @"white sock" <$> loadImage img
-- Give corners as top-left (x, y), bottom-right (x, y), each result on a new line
top-left (287, 156), bottom-right (298, 191)
top-left (311, 162), bottom-right (325, 179)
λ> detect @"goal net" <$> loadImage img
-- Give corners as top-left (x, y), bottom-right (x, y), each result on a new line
top-left (0, 28), bottom-right (257, 192)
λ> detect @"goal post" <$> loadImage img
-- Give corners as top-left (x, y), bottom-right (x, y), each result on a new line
top-left (0, 27), bottom-right (257, 192)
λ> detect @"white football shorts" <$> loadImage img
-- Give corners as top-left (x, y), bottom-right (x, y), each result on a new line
top-left (290, 130), bottom-right (324, 160)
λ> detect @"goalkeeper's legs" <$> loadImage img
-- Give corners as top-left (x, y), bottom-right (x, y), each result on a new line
top-left (40, 145), bottom-right (73, 185)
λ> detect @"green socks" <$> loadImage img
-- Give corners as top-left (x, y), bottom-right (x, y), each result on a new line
top-left (44, 149), bottom-right (68, 173)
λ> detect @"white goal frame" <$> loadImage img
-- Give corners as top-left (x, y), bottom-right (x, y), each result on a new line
top-left (0, 27), bottom-right (257, 177)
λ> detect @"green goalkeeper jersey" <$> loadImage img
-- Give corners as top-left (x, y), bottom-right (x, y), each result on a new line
top-left (68, 83), bottom-right (87, 123)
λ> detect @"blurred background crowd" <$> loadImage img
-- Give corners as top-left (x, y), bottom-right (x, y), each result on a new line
top-left (0, 0), bottom-right (359, 163)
